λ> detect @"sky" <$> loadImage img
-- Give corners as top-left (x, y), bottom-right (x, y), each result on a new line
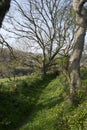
top-left (0, 0), bottom-right (87, 51)
top-left (0, 0), bottom-right (26, 50)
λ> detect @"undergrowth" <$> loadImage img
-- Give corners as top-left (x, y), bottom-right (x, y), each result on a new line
top-left (0, 70), bottom-right (87, 130)
top-left (0, 73), bottom-right (56, 130)
top-left (19, 73), bottom-right (87, 130)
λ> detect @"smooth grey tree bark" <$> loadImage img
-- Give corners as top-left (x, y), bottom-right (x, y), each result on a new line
top-left (69, 0), bottom-right (87, 101)
top-left (0, 0), bottom-right (11, 27)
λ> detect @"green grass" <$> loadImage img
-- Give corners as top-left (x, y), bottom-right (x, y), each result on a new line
top-left (0, 73), bottom-right (56, 130)
top-left (0, 76), bottom-right (28, 83)
top-left (18, 77), bottom-right (65, 130)
top-left (0, 71), bottom-right (87, 130)
top-left (19, 74), bottom-right (87, 130)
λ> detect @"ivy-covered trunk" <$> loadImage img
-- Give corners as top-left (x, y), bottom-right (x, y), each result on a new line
top-left (69, 0), bottom-right (87, 102)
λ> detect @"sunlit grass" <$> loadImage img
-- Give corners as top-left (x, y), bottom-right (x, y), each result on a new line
top-left (0, 73), bottom-right (56, 130)
top-left (0, 75), bottom-right (28, 82)
top-left (20, 73), bottom-right (87, 130)
top-left (19, 77), bottom-right (66, 130)
top-left (0, 70), bottom-right (87, 130)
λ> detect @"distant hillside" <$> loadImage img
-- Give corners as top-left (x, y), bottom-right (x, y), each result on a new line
top-left (0, 47), bottom-right (87, 78)
top-left (0, 48), bottom-right (35, 78)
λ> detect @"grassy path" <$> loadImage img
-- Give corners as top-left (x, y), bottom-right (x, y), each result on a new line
top-left (19, 74), bottom-right (87, 130)
top-left (1, 72), bottom-right (87, 130)
top-left (0, 74), bottom-right (56, 130)
top-left (19, 76), bottom-right (65, 130)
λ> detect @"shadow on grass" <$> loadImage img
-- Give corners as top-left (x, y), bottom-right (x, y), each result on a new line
top-left (0, 73), bottom-right (56, 130)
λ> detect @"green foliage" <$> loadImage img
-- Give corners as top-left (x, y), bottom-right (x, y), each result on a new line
top-left (81, 67), bottom-right (87, 80)
top-left (71, 9), bottom-right (76, 18)
top-left (20, 73), bottom-right (87, 130)
top-left (57, 56), bottom-right (69, 72)
top-left (0, 73), bottom-right (56, 130)
top-left (0, 69), bottom-right (87, 130)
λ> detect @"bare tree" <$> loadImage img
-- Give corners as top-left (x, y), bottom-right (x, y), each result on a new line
top-left (4, 0), bottom-right (75, 75)
top-left (69, 0), bottom-right (87, 102)
top-left (0, 34), bottom-right (13, 51)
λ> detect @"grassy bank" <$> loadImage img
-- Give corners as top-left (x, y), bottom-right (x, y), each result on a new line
top-left (0, 71), bottom-right (87, 130)
top-left (19, 74), bottom-right (87, 130)
top-left (0, 74), bottom-right (56, 130)
top-left (0, 76), bottom-right (28, 83)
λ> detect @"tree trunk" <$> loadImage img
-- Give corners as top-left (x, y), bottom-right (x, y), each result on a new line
top-left (0, 0), bottom-right (11, 27)
top-left (69, 24), bottom-right (86, 96)
top-left (42, 48), bottom-right (47, 76)
top-left (69, 0), bottom-right (87, 102)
